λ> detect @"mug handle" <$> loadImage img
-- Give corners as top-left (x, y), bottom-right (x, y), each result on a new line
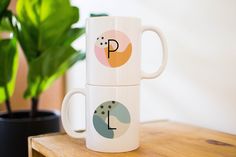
top-left (61, 88), bottom-right (86, 138)
top-left (141, 26), bottom-right (168, 79)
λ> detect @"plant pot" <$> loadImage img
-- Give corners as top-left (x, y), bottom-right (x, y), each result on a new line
top-left (0, 110), bottom-right (60, 157)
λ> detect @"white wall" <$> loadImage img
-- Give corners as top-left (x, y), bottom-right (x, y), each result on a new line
top-left (66, 0), bottom-right (236, 134)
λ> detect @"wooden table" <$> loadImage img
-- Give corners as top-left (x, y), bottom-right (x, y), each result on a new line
top-left (28, 121), bottom-right (236, 157)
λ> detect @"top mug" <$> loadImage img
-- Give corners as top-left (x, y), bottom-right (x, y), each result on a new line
top-left (86, 16), bottom-right (168, 86)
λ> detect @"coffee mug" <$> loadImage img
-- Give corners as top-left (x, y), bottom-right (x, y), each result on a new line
top-left (61, 85), bottom-right (140, 152)
top-left (86, 16), bottom-right (168, 86)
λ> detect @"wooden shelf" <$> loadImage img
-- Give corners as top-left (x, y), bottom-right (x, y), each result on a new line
top-left (28, 121), bottom-right (236, 157)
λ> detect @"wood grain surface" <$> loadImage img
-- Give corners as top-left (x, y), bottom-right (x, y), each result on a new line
top-left (29, 121), bottom-right (236, 157)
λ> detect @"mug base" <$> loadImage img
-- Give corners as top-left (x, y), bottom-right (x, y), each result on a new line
top-left (86, 143), bottom-right (139, 153)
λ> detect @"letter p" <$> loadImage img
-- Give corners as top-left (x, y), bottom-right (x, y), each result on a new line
top-left (108, 39), bottom-right (119, 59)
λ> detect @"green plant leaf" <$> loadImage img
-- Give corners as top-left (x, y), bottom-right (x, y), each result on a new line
top-left (0, 15), bottom-right (12, 32)
top-left (24, 48), bottom-right (85, 98)
top-left (61, 27), bottom-right (85, 46)
top-left (0, 38), bottom-right (18, 103)
top-left (16, 0), bottom-right (80, 62)
top-left (90, 13), bottom-right (108, 17)
top-left (16, 0), bottom-right (85, 98)
top-left (0, 0), bottom-right (10, 18)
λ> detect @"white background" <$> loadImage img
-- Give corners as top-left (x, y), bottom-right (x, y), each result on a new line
top-left (66, 0), bottom-right (236, 135)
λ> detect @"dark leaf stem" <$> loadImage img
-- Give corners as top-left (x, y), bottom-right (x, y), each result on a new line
top-left (30, 97), bottom-right (39, 118)
top-left (3, 85), bottom-right (12, 117)
top-left (30, 75), bottom-right (42, 118)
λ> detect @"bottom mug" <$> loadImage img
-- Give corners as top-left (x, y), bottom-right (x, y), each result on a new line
top-left (61, 84), bottom-right (140, 152)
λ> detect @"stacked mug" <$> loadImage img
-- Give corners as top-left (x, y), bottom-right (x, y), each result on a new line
top-left (61, 16), bottom-right (168, 153)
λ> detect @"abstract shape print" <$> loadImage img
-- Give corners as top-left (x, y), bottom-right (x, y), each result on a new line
top-left (93, 101), bottom-right (131, 139)
top-left (95, 30), bottom-right (132, 68)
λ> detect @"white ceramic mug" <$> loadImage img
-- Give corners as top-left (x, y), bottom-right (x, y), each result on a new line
top-left (61, 85), bottom-right (140, 152)
top-left (86, 16), bottom-right (168, 86)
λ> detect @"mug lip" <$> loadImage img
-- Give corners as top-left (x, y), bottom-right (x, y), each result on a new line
top-left (87, 16), bottom-right (141, 21)
top-left (86, 84), bottom-right (140, 87)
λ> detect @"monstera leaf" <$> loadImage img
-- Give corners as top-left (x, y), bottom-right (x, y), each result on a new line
top-left (16, 0), bottom-right (85, 98)
top-left (0, 38), bottom-right (18, 104)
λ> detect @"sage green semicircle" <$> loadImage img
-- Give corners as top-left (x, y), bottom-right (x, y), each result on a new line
top-left (110, 103), bottom-right (130, 123)
top-left (93, 115), bottom-right (114, 139)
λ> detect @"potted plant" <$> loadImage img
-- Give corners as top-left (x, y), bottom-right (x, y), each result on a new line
top-left (0, 0), bottom-right (85, 156)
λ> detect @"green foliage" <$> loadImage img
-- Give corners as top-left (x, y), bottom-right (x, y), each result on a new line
top-left (90, 13), bottom-right (108, 17)
top-left (16, 0), bottom-right (85, 98)
top-left (0, 0), bottom-right (10, 18)
top-left (0, 37), bottom-right (18, 103)
top-left (0, 16), bottom-right (12, 32)
top-left (0, 1), bottom-right (18, 105)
